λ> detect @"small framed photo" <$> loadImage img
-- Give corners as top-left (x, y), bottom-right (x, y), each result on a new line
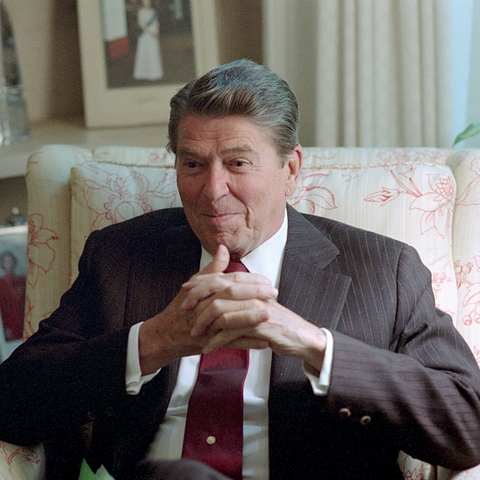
top-left (0, 225), bottom-right (27, 361)
top-left (77, 0), bottom-right (220, 128)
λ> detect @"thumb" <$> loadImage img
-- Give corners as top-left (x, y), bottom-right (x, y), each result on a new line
top-left (200, 244), bottom-right (230, 274)
top-left (181, 245), bottom-right (230, 293)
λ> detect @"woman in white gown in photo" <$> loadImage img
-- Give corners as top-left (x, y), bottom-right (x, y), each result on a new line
top-left (133, 0), bottom-right (164, 81)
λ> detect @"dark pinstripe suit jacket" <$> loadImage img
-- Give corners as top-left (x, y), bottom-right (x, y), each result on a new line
top-left (1, 206), bottom-right (480, 480)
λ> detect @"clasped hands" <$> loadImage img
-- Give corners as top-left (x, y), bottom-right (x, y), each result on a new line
top-left (139, 245), bottom-right (326, 375)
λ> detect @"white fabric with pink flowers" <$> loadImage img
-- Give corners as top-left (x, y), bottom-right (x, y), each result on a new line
top-left (2, 145), bottom-right (479, 479)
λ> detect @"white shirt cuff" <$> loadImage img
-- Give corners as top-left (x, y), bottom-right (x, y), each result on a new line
top-left (127, 324), bottom-right (334, 396)
top-left (303, 328), bottom-right (334, 396)
top-left (126, 322), bottom-right (161, 395)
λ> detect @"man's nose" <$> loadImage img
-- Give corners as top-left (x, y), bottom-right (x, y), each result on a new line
top-left (202, 164), bottom-right (229, 200)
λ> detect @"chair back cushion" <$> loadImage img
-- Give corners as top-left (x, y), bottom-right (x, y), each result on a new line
top-left (24, 144), bottom-right (480, 480)
top-left (26, 145), bottom-right (459, 335)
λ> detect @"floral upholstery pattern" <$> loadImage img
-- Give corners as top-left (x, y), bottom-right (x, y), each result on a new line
top-left (2, 144), bottom-right (480, 479)
top-left (448, 150), bottom-right (480, 365)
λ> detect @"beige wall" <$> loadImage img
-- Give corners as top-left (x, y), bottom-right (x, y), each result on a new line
top-left (217, 0), bottom-right (263, 64)
top-left (0, 178), bottom-right (27, 225)
top-left (4, 0), bottom-right (83, 122)
top-left (4, 0), bottom-right (262, 124)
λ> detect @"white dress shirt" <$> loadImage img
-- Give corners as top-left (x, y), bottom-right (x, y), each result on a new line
top-left (125, 210), bottom-right (334, 479)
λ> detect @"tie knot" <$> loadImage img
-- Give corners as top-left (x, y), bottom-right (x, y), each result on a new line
top-left (224, 260), bottom-right (248, 273)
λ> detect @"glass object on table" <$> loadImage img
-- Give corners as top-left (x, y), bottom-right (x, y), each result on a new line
top-left (0, 1), bottom-right (29, 146)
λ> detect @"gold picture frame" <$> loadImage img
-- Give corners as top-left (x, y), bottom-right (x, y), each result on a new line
top-left (77, 0), bottom-right (219, 128)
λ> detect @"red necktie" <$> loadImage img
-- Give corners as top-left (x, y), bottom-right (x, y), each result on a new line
top-left (182, 260), bottom-right (249, 479)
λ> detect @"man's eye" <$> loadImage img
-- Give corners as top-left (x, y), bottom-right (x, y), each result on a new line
top-left (231, 160), bottom-right (247, 167)
top-left (184, 161), bottom-right (198, 169)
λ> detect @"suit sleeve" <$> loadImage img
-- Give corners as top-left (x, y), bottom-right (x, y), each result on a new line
top-left (0, 229), bottom-right (135, 446)
top-left (325, 244), bottom-right (480, 469)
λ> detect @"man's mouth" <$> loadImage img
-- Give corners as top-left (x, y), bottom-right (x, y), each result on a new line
top-left (203, 212), bottom-right (235, 220)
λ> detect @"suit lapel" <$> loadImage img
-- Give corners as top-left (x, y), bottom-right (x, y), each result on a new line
top-left (112, 217), bottom-right (201, 475)
top-left (125, 218), bottom-right (202, 325)
top-left (272, 206), bottom-right (351, 384)
top-left (268, 208), bottom-right (352, 475)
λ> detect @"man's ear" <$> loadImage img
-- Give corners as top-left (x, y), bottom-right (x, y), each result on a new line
top-left (284, 145), bottom-right (302, 196)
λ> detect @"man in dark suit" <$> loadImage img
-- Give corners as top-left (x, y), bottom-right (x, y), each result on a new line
top-left (1, 59), bottom-right (480, 480)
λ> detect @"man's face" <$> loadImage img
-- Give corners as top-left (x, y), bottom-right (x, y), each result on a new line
top-left (176, 115), bottom-right (302, 258)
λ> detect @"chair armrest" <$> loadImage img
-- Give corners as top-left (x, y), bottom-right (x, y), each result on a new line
top-left (0, 441), bottom-right (45, 479)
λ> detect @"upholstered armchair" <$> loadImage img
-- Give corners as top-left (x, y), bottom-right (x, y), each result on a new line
top-left (1, 144), bottom-right (480, 479)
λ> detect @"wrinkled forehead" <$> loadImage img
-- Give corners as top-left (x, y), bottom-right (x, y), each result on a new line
top-left (175, 114), bottom-right (285, 165)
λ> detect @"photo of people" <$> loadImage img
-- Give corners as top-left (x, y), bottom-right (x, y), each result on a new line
top-left (100, 0), bottom-right (196, 89)
top-left (0, 226), bottom-right (27, 343)
top-left (133, 0), bottom-right (164, 81)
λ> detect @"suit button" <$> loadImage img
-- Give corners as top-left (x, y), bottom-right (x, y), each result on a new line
top-left (360, 415), bottom-right (371, 425)
top-left (339, 408), bottom-right (351, 419)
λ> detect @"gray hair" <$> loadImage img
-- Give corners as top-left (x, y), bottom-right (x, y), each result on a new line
top-left (167, 59), bottom-right (299, 165)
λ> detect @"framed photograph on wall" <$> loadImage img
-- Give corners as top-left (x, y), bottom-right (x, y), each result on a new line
top-left (0, 225), bottom-right (27, 362)
top-left (77, 0), bottom-right (220, 128)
